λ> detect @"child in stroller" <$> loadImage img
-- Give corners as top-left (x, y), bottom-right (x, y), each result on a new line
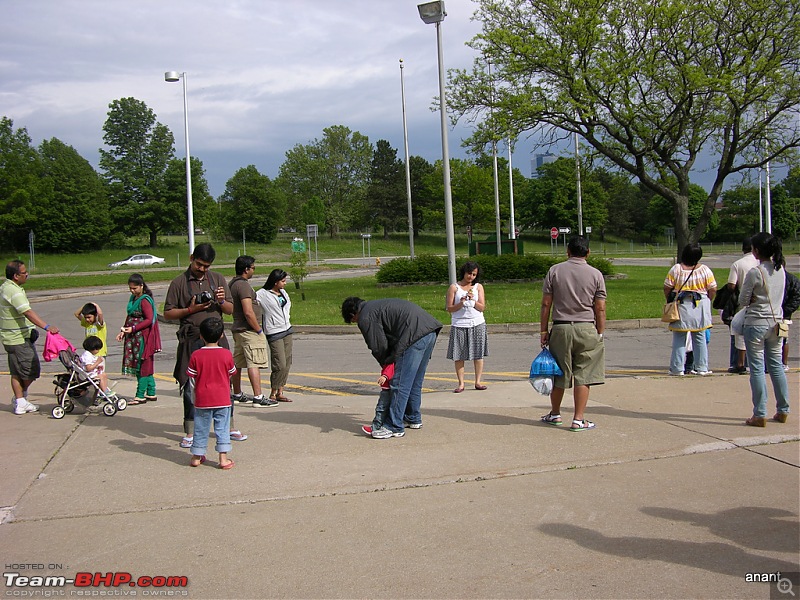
top-left (51, 342), bottom-right (127, 419)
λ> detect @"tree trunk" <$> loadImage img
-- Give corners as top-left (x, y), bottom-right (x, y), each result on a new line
top-left (149, 229), bottom-right (158, 248)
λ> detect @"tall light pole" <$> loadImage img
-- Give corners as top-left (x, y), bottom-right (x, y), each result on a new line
top-left (508, 138), bottom-right (516, 241)
top-left (488, 61), bottom-right (501, 255)
top-left (165, 71), bottom-right (195, 254)
top-left (399, 59), bottom-right (415, 259)
top-left (574, 128), bottom-right (584, 235)
top-left (418, 1), bottom-right (456, 284)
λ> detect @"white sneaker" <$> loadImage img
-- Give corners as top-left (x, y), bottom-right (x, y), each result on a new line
top-left (13, 399), bottom-right (39, 415)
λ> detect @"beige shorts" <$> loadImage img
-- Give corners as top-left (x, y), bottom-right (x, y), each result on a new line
top-left (548, 322), bottom-right (605, 388)
top-left (232, 330), bottom-right (268, 369)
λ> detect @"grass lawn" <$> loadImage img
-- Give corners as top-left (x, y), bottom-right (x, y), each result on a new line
top-left (277, 266), bottom-right (669, 325)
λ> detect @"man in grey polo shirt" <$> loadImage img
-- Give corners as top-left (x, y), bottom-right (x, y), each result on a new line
top-left (538, 236), bottom-right (606, 431)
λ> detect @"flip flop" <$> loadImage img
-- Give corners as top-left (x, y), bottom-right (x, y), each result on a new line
top-left (474, 384), bottom-right (488, 390)
top-left (219, 460), bottom-right (235, 470)
top-left (275, 396), bottom-right (292, 402)
top-left (189, 456), bottom-right (206, 467)
top-left (453, 387), bottom-right (465, 393)
top-left (128, 398), bottom-right (146, 405)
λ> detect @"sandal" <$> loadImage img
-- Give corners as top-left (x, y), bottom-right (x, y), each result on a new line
top-left (541, 413), bottom-right (563, 426)
top-left (275, 395), bottom-right (292, 402)
top-left (569, 419), bottom-right (596, 432)
top-left (144, 395), bottom-right (158, 402)
top-left (189, 455), bottom-right (206, 467)
top-left (180, 436), bottom-right (194, 449)
top-left (219, 460), bottom-right (235, 470)
top-left (128, 397), bottom-right (146, 405)
top-left (474, 384), bottom-right (488, 390)
top-left (453, 387), bottom-right (465, 394)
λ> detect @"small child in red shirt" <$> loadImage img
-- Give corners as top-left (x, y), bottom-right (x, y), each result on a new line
top-left (186, 317), bottom-right (237, 469)
top-left (361, 363), bottom-right (396, 439)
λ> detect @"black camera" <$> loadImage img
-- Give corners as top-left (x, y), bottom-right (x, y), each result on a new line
top-left (194, 290), bottom-right (214, 304)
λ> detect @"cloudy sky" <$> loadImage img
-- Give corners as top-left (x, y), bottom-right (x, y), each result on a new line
top-left (1, 0), bottom-right (550, 198)
top-left (3, 0), bottom-right (783, 201)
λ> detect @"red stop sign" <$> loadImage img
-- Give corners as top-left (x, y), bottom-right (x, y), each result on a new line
top-left (550, 227), bottom-right (559, 239)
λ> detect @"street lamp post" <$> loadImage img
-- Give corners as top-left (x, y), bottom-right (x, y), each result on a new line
top-left (508, 138), bottom-right (516, 240)
top-left (164, 70), bottom-right (195, 254)
top-left (399, 59), bottom-right (415, 259)
top-left (418, 1), bottom-right (457, 284)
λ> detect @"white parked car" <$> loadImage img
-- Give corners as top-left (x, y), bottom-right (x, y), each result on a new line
top-left (108, 254), bottom-right (165, 269)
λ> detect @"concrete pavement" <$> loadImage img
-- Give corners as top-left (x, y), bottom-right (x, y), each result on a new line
top-left (1, 357), bottom-right (798, 598)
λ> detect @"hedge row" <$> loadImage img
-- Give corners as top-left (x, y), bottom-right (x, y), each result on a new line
top-left (375, 253), bottom-right (614, 284)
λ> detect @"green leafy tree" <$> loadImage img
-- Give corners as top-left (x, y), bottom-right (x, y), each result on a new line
top-left (163, 156), bottom-right (216, 236)
top-left (449, 0), bottom-right (800, 257)
top-left (299, 195), bottom-right (325, 231)
top-left (717, 184), bottom-right (760, 242)
top-left (769, 186), bottom-right (800, 240)
top-left (408, 155), bottom-right (436, 235)
top-left (219, 165), bottom-right (283, 244)
top-left (99, 97), bottom-right (176, 247)
top-left (366, 140), bottom-right (406, 238)
top-left (519, 157), bottom-right (608, 234)
top-left (278, 125), bottom-right (372, 237)
top-left (37, 138), bottom-right (111, 252)
top-left (0, 118), bottom-right (46, 250)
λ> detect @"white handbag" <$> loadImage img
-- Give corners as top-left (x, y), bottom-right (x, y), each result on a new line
top-left (731, 307), bottom-right (747, 336)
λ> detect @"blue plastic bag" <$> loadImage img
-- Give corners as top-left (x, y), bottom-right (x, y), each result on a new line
top-left (529, 347), bottom-right (563, 396)
top-left (529, 347), bottom-right (563, 377)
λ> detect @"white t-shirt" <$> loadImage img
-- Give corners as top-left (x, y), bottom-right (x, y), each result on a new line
top-left (80, 350), bottom-right (104, 377)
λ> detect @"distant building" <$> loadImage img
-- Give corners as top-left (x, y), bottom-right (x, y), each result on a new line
top-left (531, 152), bottom-right (557, 177)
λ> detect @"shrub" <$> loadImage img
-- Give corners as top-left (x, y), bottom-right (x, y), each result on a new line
top-left (376, 253), bottom-right (614, 283)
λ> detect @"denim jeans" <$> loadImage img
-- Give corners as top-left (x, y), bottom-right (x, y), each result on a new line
top-left (386, 332), bottom-right (437, 432)
top-left (190, 406), bottom-right (232, 455)
top-left (371, 388), bottom-right (392, 430)
top-left (743, 324), bottom-right (790, 418)
top-left (670, 330), bottom-right (708, 374)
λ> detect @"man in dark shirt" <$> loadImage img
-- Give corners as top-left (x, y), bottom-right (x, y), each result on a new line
top-left (342, 297), bottom-right (441, 438)
top-left (164, 243), bottom-right (247, 446)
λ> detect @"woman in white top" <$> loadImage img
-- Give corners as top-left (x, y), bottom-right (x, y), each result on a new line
top-left (446, 261), bottom-right (488, 393)
top-left (256, 269), bottom-right (293, 402)
top-left (737, 232), bottom-right (790, 427)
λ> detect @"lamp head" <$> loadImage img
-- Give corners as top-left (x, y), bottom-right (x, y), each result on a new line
top-left (164, 71), bottom-right (181, 82)
top-left (418, 1), bottom-right (446, 24)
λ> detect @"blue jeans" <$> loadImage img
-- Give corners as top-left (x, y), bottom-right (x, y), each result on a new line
top-left (743, 325), bottom-right (789, 418)
top-left (372, 388), bottom-right (392, 430)
top-left (190, 406), bottom-right (232, 455)
top-left (387, 332), bottom-right (437, 432)
top-left (670, 330), bottom-right (708, 374)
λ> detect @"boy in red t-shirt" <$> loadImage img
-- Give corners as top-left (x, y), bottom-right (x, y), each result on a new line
top-left (186, 317), bottom-right (237, 469)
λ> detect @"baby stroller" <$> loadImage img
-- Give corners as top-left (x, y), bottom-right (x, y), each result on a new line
top-left (51, 350), bottom-right (127, 418)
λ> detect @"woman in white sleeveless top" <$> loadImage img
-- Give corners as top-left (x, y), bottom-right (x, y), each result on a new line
top-left (445, 261), bottom-right (488, 393)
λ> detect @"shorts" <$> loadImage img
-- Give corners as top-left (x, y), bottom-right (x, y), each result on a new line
top-left (232, 330), bottom-right (268, 369)
top-left (4, 341), bottom-right (41, 381)
top-left (548, 322), bottom-right (604, 388)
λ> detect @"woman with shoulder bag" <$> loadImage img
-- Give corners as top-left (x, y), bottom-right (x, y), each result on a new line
top-left (663, 243), bottom-right (717, 376)
top-left (737, 232), bottom-right (790, 427)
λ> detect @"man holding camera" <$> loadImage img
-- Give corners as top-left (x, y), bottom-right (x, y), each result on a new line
top-left (164, 243), bottom-right (248, 447)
